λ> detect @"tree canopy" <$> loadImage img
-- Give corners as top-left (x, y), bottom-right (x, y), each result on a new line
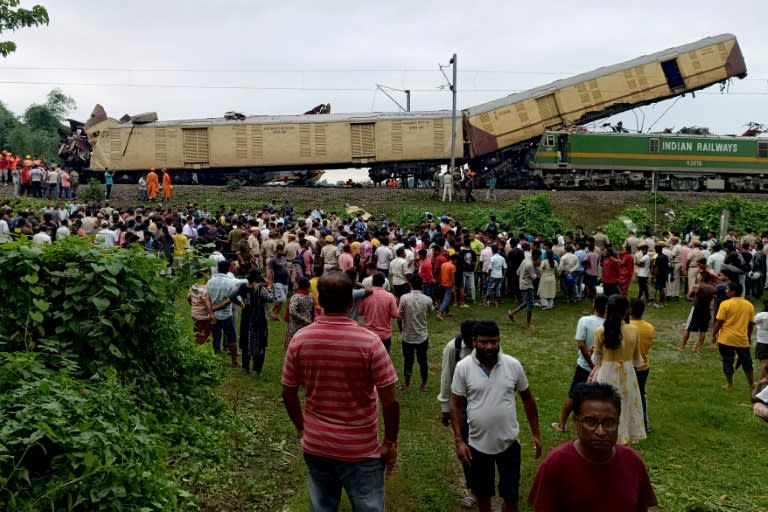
top-left (0, 0), bottom-right (49, 57)
top-left (0, 88), bottom-right (75, 162)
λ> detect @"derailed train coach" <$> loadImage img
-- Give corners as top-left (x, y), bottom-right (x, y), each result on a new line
top-left (74, 33), bottom-right (747, 188)
top-left (464, 33), bottom-right (747, 186)
top-left (529, 131), bottom-right (768, 192)
top-left (82, 110), bottom-right (461, 185)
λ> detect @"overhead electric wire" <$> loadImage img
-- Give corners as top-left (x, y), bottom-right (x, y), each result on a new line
top-left (0, 65), bottom-right (766, 81)
top-left (0, 80), bottom-right (765, 95)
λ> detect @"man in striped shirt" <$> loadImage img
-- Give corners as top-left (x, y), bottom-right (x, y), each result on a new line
top-left (282, 271), bottom-right (400, 511)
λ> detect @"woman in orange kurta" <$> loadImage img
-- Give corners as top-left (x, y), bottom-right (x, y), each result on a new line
top-left (162, 169), bottom-right (172, 200)
top-left (146, 169), bottom-right (159, 201)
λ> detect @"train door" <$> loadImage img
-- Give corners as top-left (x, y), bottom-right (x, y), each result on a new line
top-left (182, 128), bottom-right (210, 168)
top-left (661, 59), bottom-right (686, 92)
top-left (351, 123), bottom-right (376, 162)
top-left (557, 133), bottom-right (569, 166)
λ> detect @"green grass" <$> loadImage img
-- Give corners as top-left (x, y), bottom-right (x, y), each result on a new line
top-left (200, 291), bottom-right (768, 512)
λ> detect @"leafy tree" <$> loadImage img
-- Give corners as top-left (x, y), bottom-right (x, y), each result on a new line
top-left (6, 122), bottom-right (57, 161)
top-left (0, 0), bottom-right (49, 57)
top-left (0, 99), bottom-right (19, 149)
top-left (45, 87), bottom-right (76, 120)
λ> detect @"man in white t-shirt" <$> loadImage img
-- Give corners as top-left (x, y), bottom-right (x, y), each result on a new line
top-left (451, 320), bottom-right (541, 512)
top-left (374, 238), bottom-right (394, 276)
top-left (551, 294), bottom-right (608, 432)
top-left (94, 221), bottom-right (117, 247)
top-left (635, 242), bottom-right (651, 302)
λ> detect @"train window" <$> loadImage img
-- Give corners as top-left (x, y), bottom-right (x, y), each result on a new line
top-left (544, 135), bottom-right (555, 147)
top-left (649, 138), bottom-right (659, 153)
top-left (661, 59), bottom-right (685, 90)
top-left (758, 141), bottom-right (768, 158)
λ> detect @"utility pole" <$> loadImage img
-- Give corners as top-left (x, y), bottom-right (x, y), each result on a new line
top-left (450, 54), bottom-right (458, 174)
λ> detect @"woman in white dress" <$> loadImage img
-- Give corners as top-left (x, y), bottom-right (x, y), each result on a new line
top-left (591, 294), bottom-right (647, 445)
top-left (538, 249), bottom-right (558, 310)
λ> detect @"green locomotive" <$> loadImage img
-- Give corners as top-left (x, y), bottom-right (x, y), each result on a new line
top-left (530, 130), bottom-right (768, 192)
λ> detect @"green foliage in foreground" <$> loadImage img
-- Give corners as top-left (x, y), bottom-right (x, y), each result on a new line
top-left (0, 238), bottom-right (224, 511)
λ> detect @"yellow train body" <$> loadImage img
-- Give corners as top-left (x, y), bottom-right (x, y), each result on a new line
top-left (88, 111), bottom-right (462, 172)
top-left (463, 34), bottom-right (746, 156)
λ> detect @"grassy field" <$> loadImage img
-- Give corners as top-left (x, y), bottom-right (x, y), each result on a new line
top-left (201, 292), bottom-right (768, 512)
top-left (151, 190), bottom-right (768, 512)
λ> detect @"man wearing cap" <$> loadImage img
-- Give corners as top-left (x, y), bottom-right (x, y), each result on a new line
top-left (320, 235), bottom-right (339, 273)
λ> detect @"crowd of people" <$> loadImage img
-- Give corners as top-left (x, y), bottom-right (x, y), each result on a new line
top-left (6, 190), bottom-right (768, 511)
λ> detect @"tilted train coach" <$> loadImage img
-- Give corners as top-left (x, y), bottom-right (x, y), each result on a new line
top-left (74, 33), bottom-right (747, 189)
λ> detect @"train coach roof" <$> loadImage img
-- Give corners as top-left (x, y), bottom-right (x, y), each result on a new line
top-left (116, 109), bottom-right (455, 127)
top-left (464, 33), bottom-right (738, 117)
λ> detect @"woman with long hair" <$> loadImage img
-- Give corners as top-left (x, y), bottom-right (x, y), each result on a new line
top-left (591, 294), bottom-right (646, 444)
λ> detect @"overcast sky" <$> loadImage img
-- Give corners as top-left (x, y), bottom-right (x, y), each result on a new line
top-left (2, 0), bottom-right (767, 135)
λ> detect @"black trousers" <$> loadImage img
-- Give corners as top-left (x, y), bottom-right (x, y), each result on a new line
top-left (402, 340), bottom-right (429, 381)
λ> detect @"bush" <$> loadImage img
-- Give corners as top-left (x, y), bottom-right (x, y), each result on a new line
top-left (0, 237), bottom-right (223, 510)
top-left (674, 195), bottom-right (768, 234)
top-left (81, 178), bottom-right (103, 201)
top-left (396, 193), bottom-right (564, 237)
top-left (226, 178), bottom-right (241, 191)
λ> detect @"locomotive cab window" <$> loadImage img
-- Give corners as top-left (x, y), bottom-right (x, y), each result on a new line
top-left (758, 141), bottom-right (768, 158)
top-left (544, 134), bottom-right (555, 147)
top-left (649, 138), bottom-right (659, 153)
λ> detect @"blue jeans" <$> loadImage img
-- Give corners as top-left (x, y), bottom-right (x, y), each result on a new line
top-left (572, 270), bottom-right (584, 298)
top-left (463, 272), bottom-right (475, 302)
top-left (211, 316), bottom-right (236, 352)
top-left (439, 285), bottom-right (453, 313)
top-left (304, 453), bottom-right (385, 512)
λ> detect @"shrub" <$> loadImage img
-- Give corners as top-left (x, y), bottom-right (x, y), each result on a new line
top-left (226, 178), bottom-right (241, 191)
top-left (81, 178), bottom-right (103, 201)
top-left (0, 237), bottom-right (223, 510)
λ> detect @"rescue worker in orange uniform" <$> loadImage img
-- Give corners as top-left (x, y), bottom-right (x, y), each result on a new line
top-left (161, 168), bottom-right (172, 201)
top-left (146, 168), bottom-right (159, 201)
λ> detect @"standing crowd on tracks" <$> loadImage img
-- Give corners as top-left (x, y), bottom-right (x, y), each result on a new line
top-left (4, 180), bottom-right (768, 510)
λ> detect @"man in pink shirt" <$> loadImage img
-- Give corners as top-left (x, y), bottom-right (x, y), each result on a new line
top-left (282, 271), bottom-right (400, 511)
top-left (338, 243), bottom-right (355, 272)
top-left (358, 272), bottom-right (400, 353)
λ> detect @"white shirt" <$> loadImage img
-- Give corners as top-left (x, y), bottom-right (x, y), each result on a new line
top-left (451, 349), bottom-right (529, 454)
top-left (0, 219), bottom-right (10, 243)
top-left (94, 228), bottom-right (117, 247)
top-left (637, 254), bottom-right (651, 278)
top-left (32, 231), bottom-right (52, 245)
top-left (755, 312), bottom-right (768, 345)
top-left (56, 226), bottom-right (71, 240)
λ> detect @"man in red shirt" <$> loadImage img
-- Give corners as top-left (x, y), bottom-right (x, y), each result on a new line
top-left (437, 254), bottom-right (457, 320)
top-left (601, 247), bottom-right (620, 296)
top-left (282, 271), bottom-right (400, 511)
top-left (358, 272), bottom-right (400, 353)
top-left (529, 382), bottom-right (657, 512)
top-left (417, 248), bottom-right (435, 301)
